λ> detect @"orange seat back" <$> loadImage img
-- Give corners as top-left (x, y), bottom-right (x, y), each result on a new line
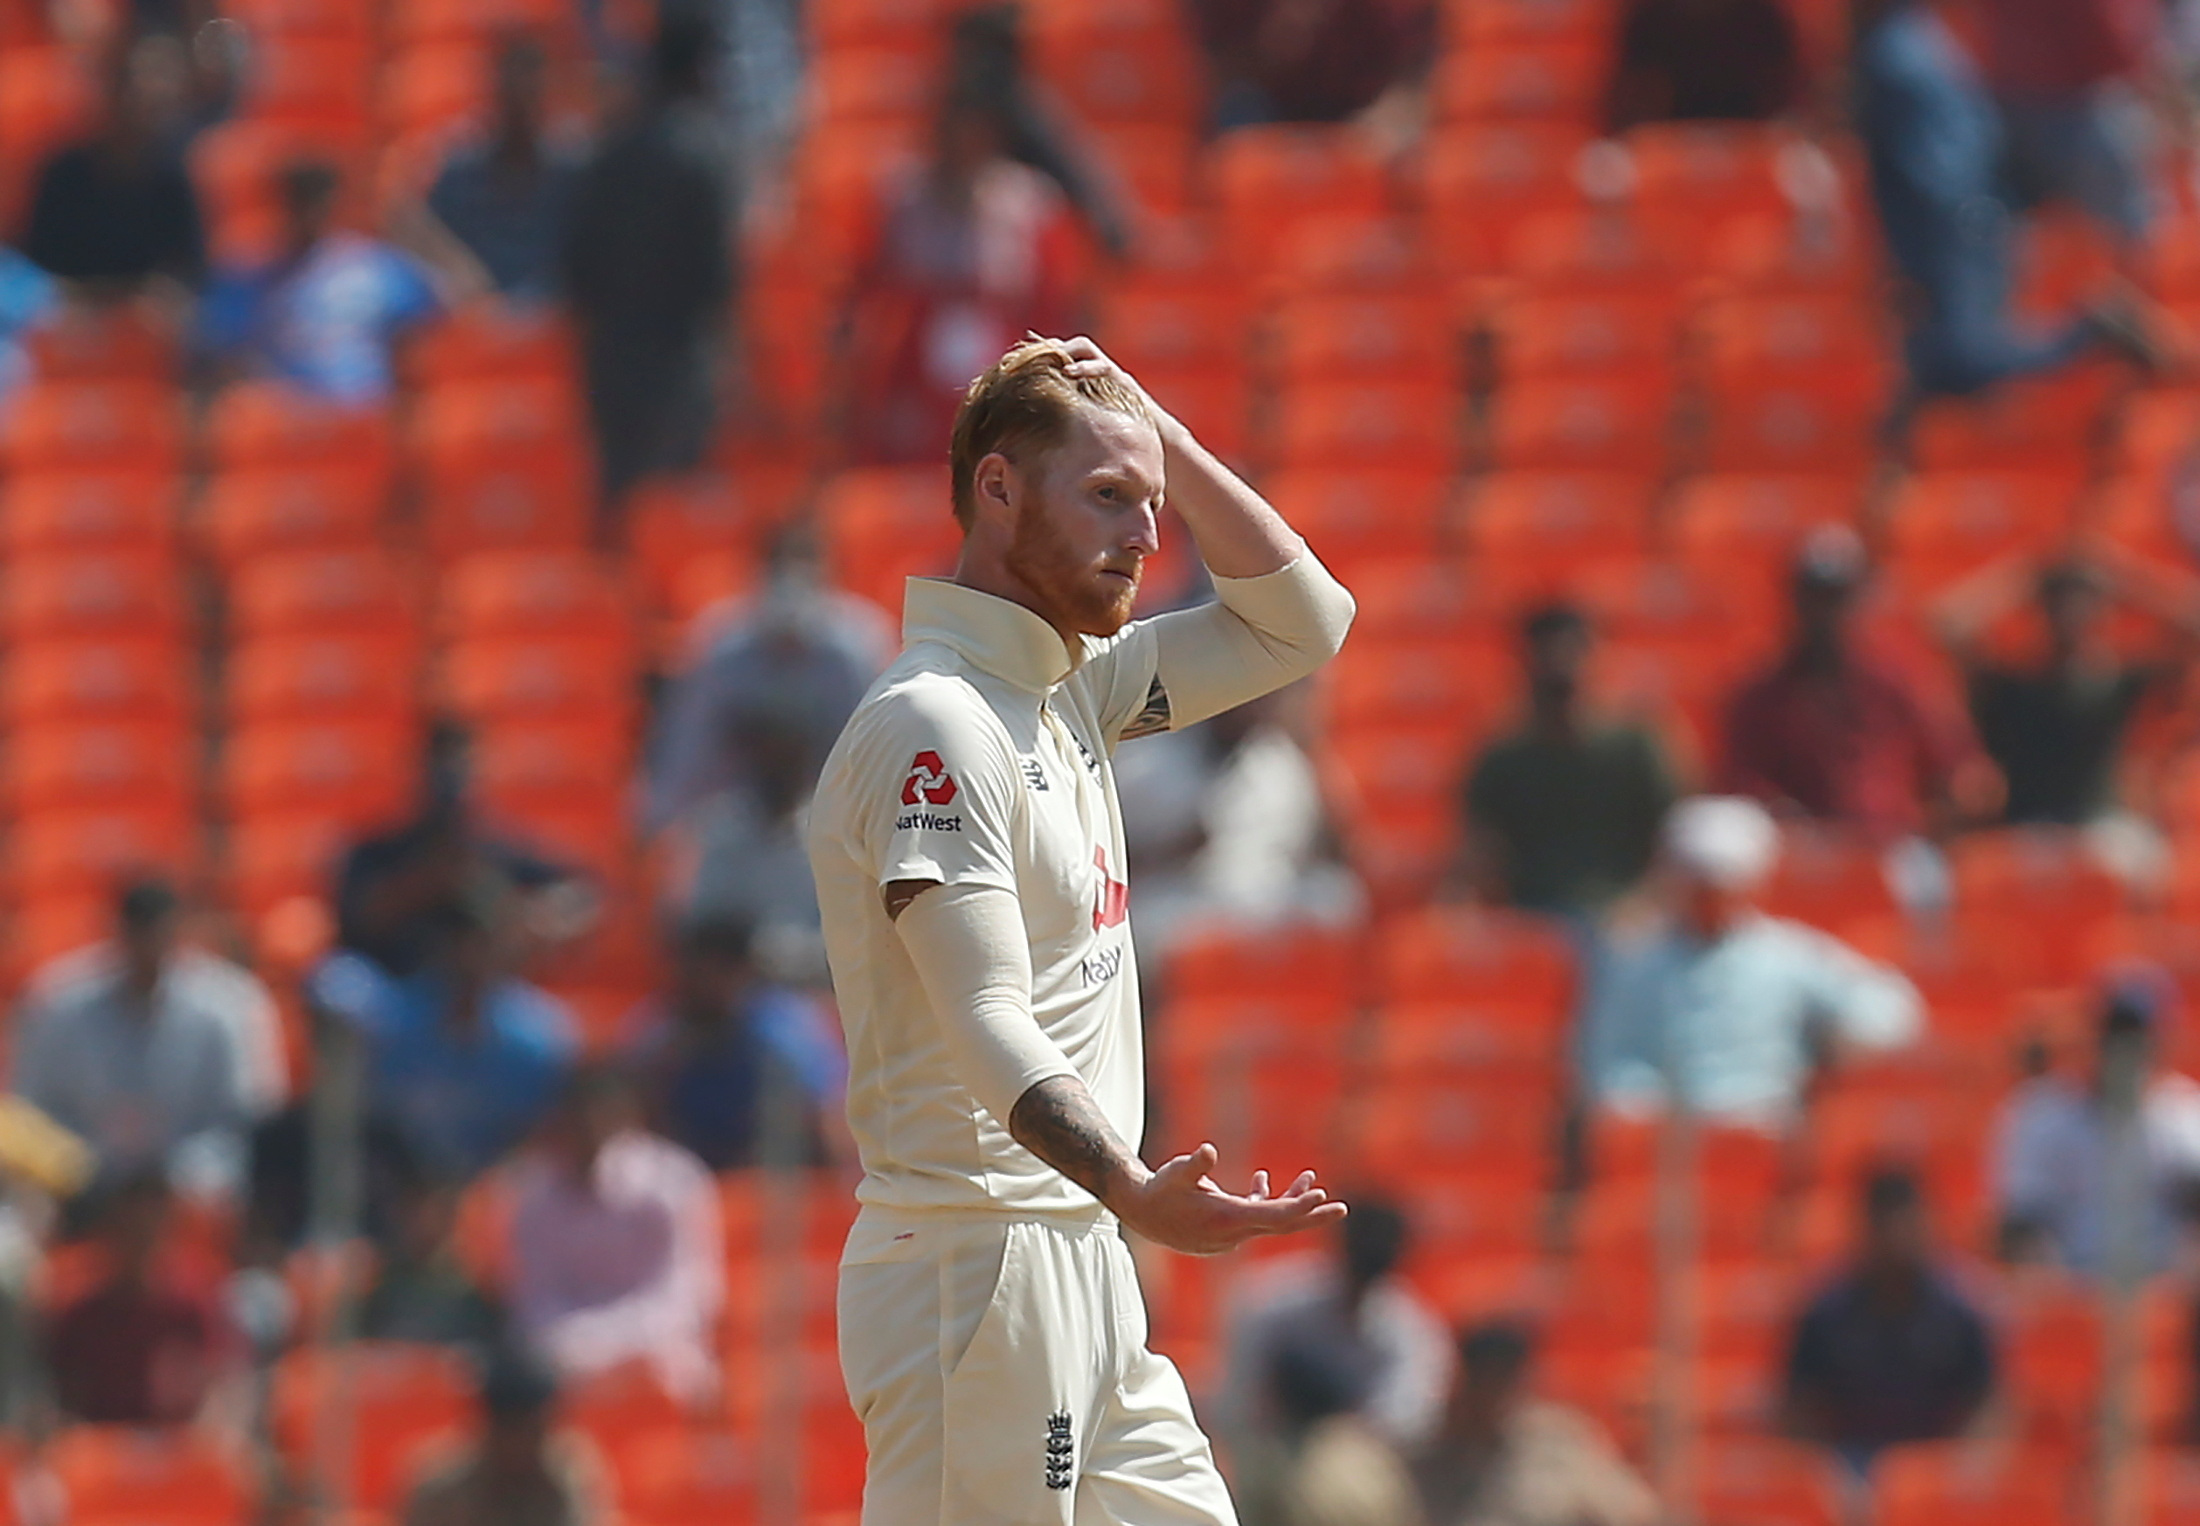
top-left (47, 1426), bottom-right (255, 1526)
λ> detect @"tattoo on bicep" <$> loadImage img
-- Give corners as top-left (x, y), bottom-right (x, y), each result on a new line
top-left (1009, 1075), bottom-right (1132, 1200)
top-left (1119, 676), bottom-right (1172, 741)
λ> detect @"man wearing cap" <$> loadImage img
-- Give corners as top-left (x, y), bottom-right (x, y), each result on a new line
top-left (1580, 796), bottom-right (1924, 1129)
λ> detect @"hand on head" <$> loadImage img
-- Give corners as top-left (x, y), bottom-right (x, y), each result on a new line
top-left (1118, 1142), bottom-right (1347, 1257)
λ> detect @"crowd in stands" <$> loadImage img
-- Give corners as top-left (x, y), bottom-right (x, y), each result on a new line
top-left (3, 0), bottom-right (2200, 1521)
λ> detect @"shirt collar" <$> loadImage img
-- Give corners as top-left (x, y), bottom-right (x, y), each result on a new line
top-left (902, 578), bottom-right (1081, 693)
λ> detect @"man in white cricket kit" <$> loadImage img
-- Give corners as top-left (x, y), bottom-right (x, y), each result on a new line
top-left (809, 336), bottom-right (1357, 1524)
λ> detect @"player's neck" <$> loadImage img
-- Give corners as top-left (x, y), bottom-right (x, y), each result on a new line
top-left (951, 553), bottom-right (1080, 664)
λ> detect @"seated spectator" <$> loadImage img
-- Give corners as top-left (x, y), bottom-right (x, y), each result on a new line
top-left (356, 1173), bottom-right (507, 1353)
top-left (1994, 975), bottom-right (2200, 1274)
top-left (507, 1068), bottom-right (722, 1405)
top-left (1781, 1170), bottom-right (1996, 1475)
top-left (1190, 0), bottom-right (1437, 130)
top-left (1852, 0), bottom-right (2165, 423)
top-left (403, 1347), bottom-right (602, 1526)
top-left (338, 722), bottom-right (593, 979)
top-left (1219, 1199), bottom-right (1453, 1459)
top-left (1581, 797), bottom-right (1923, 1128)
top-left (0, 245), bottom-right (57, 414)
top-left (843, 79), bottom-right (1084, 464)
top-left (1237, 1333), bottom-right (1424, 1526)
top-left (1604, 0), bottom-right (1804, 131)
top-left (1409, 1322), bottom-right (1658, 1526)
top-left (561, 12), bottom-right (736, 513)
top-left (11, 879), bottom-right (276, 1202)
top-left (402, 32), bottom-right (581, 303)
top-left (312, 895), bottom-right (578, 1183)
top-left (1457, 603), bottom-right (1677, 920)
top-left (622, 914), bottom-right (845, 1169)
top-left (647, 524), bottom-right (891, 836)
top-left (22, 34), bottom-right (205, 301)
top-left (1935, 553), bottom-right (2196, 840)
top-left (669, 712), bottom-right (829, 984)
top-left (1721, 527), bottom-right (1992, 845)
top-left (194, 158), bottom-right (467, 404)
top-left (44, 1173), bottom-right (240, 1427)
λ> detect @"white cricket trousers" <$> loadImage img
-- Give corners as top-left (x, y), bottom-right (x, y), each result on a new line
top-left (838, 1208), bottom-right (1239, 1526)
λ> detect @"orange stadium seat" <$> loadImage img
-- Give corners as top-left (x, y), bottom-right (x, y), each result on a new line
top-left (1097, 279), bottom-right (1250, 375)
top-left (225, 0), bottom-right (379, 39)
top-left (229, 548), bottom-right (420, 642)
top-left (1424, 123), bottom-right (1591, 272)
top-left (1273, 379), bottom-right (1458, 473)
top-left (238, 32), bottom-right (374, 133)
top-left (625, 473), bottom-right (764, 619)
top-left (1758, 826), bottom-right (1898, 933)
top-left (1668, 473), bottom-right (1864, 584)
top-left (1369, 990), bottom-right (1569, 1081)
top-left (1, 808), bottom-right (196, 906)
top-left (1461, 470), bottom-right (1658, 593)
top-left (1166, 921), bottom-right (1361, 1006)
top-left (1908, 364), bottom-right (2122, 473)
top-left (1700, 371), bottom-right (1886, 474)
top-left (46, 1425), bottom-right (256, 1526)
top-left (226, 812), bottom-right (357, 921)
top-left (3, 639), bottom-right (191, 730)
top-left (1883, 472), bottom-right (2082, 595)
top-left (440, 550), bottom-right (638, 646)
top-left (1207, 125), bottom-right (1392, 268)
top-left (1270, 218), bottom-right (1442, 300)
top-left (1345, 560), bottom-right (1502, 643)
top-left (1505, 204), bottom-right (1683, 294)
top-left (1027, 15), bottom-right (1201, 134)
top-left (190, 119), bottom-right (372, 258)
top-left (1386, 1163), bottom-right (1549, 1272)
top-left (1353, 1070), bottom-right (1556, 1179)
top-left (1323, 645), bottom-right (1501, 735)
top-left (440, 635), bottom-right (641, 729)
top-left (1488, 292), bottom-right (1682, 385)
top-left (1432, 36), bottom-right (1604, 124)
top-left (811, 43), bottom-right (938, 129)
top-left (1484, 378), bottom-right (1671, 474)
top-left (228, 635), bottom-right (421, 729)
top-left (204, 467), bottom-right (387, 565)
top-left (817, 466), bottom-right (966, 609)
top-left (382, 41), bottom-right (494, 143)
top-left (0, 46), bottom-right (94, 224)
top-left (2, 550), bottom-right (187, 644)
top-left (808, 0), bottom-right (947, 52)
top-left (2141, 1451), bottom-right (2200, 1525)
top-left (404, 304), bottom-right (577, 388)
top-left (472, 724), bottom-right (633, 822)
top-left (206, 381), bottom-right (397, 475)
top-left (389, 0), bottom-right (568, 47)
top-left (1696, 1439), bottom-right (1846, 1526)
top-left (1376, 904), bottom-right (1578, 1010)
top-left (1261, 468), bottom-right (1453, 569)
top-left (1694, 293), bottom-right (1896, 395)
top-left (222, 721), bottom-right (419, 827)
top-left (22, 306), bottom-right (178, 382)
top-left (2110, 389), bottom-right (2200, 484)
top-left (1273, 292), bottom-right (1458, 384)
top-left (1090, 122), bottom-right (1199, 217)
top-left (272, 1343), bottom-right (475, 1513)
top-left (420, 460), bottom-right (595, 557)
top-left (1448, 0), bottom-right (1614, 46)
top-left (1627, 123), bottom-right (1792, 239)
top-left (0, 381), bottom-right (182, 473)
top-left (0, 471), bottom-right (178, 558)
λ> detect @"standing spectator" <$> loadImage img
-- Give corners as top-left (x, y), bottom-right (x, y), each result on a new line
top-left (507, 1068), bottom-right (723, 1405)
top-left (622, 914), bottom-right (846, 1170)
top-left (842, 81), bottom-right (1085, 464)
top-left (193, 159), bottom-right (467, 403)
top-left (405, 32), bottom-right (583, 303)
top-left (647, 525), bottom-right (893, 834)
top-left (1781, 1170), bottom-right (1997, 1475)
top-left (1409, 1322), bottom-right (1659, 1526)
top-left (561, 12), bottom-right (738, 515)
top-left (1994, 976), bottom-right (2200, 1273)
top-left (22, 34), bottom-right (206, 301)
top-left (1851, 0), bottom-right (2164, 420)
top-left (11, 880), bottom-right (272, 1202)
top-left (1973, 0), bottom-right (2162, 248)
top-left (403, 1348), bottom-right (602, 1526)
top-left (355, 1174), bottom-right (507, 1353)
top-left (1604, 0), bottom-right (1805, 131)
top-left (1458, 603), bottom-right (1678, 920)
top-left (1190, 0), bottom-right (1437, 130)
top-left (312, 897), bottom-right (578, 1183)
top-left (1721, 527), bottom-right (1992, 844)
top-left (1218, 1199), bottom-right (1454, 1458)
top-left (44, 1173), bottom-right (240, 1427)
top-left (1581, 797), bottom-right (1924, 1128)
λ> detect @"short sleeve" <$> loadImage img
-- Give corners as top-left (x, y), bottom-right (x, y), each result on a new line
top-left (856, 681), bottom-right (1020, 894)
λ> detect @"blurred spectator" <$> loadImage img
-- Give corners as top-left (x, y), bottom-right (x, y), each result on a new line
top-left (1581, 797), bottom-right (1923, 1127)
top-left (1191, 0), bottom-right (1436, 130)
top-left (312, 895), bottom-right (578, 1183)
top-left (1935, 553), bottom-right (2197, 856)
top-left (1972, 0), bottom-right (2160, 247)
top-left (622, 914), bottom-right (846, 1169)
top-left (1115, 687), bottom-right (1362, 960)
top-left (11, 879), bottom-right (276, 1202)
top-left (673, 711), bottom-right (827, 981)
top-left (843, 79), bottom-right (1084, 464)
top-left (1605, 0), bottom-right (1804, 131)
top-left (1219, 1199), bottom-right (1453, 1458)
top-left (1780, 1170), bottom-right (1997, 1475)
top-left (1852, 0), bottom-right (2163, 417)
top-left (647, 525), bottom-right (892, 835)
top-left (194, 158), bottom-right (466, 404)
top-left (1408, 1322), bottom-right (1658, 1526)
top-left (0, 246), bottom-right (57, 415)
top-left (507, 1067), bottom-right (723, 1404)
top-left (44, 1173), bottom-right (240, 1427)
top-left (244, 1092), bottom-right (423, 1256)
top-left (22, 35), bottom-right (205, 301)
top-left (338, 722), bottom-right (592, 980)
top-left (1457, 604), bottom-right (1677, 920)
top-left (356, 1174), bottom-right (507, 1353)
top-left (562, 12), bottom-right (737, 514)
top-left (946, 4), bottom-right (1132, 254)
top-left (1994, 976), bottom-right (2200, 1273)
top-left (1238, 1332), bottom-right (1424, 1526)
top-left (404, 32), bottom-right (582, 304)
top-left (403, 1347), bottom-right (603, 1526)
top-left (1721, 527), bottom-right (1991, 843)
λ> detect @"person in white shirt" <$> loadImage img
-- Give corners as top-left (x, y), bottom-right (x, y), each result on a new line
top-left (809, 335), bottom-right (1356, 1525)
top-left (1994, 977), bottom-right (2200, 1274)
top-left (12, 879), bottom-right (284, 1201)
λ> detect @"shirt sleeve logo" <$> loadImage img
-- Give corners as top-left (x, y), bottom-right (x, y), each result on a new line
top-left (900, 751), bottom-right (960, 807)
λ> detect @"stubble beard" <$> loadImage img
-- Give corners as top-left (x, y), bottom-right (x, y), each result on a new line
top-left (1006, 494), bottom-right (1140, 640)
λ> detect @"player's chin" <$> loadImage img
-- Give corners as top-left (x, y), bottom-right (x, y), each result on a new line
top-left (1079, 571), bottom-right (1140, 635)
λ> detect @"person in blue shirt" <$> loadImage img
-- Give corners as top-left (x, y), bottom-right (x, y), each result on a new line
top-left (622, 913), bottom-right (846, 1169)
top-left (0, 247), bottom-right (57, 418)
top-left (1850, 0), bottom-right (2165, 434)
top-left (313, 895), bottom-right (578, 1182)
top-left (194, 158), bottom-right (467, 405)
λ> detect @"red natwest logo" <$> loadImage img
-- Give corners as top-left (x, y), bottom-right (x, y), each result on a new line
top-left (901, 751), bottom-right (960, 807)
top-left (1093, 848), bottom-right (1129, 931)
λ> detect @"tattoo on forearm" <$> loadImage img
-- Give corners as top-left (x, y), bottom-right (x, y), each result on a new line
top-left (1120, 676), bottom-right (1172, 741)
top-left (1009, 1075), bottom-right (1136, 1202)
